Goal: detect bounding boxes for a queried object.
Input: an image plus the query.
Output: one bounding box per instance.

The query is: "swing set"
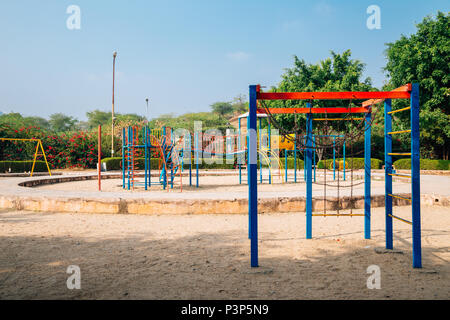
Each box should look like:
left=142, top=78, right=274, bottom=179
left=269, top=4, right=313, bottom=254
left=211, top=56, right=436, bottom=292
left=0, top=138, right=52, bottom=176
left=247, top=83, right=422, bottom=269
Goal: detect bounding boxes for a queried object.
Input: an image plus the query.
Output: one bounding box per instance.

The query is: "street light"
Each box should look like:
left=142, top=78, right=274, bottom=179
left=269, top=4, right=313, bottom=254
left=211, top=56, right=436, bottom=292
left=111, top=51, right=117, bottom=157
left=145, top=98, right=149, bottom=124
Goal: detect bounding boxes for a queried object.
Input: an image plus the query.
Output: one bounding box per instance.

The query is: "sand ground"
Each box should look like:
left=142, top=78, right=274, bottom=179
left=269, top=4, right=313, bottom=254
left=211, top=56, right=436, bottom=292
left=35, top=172, right=405, bottom=199
left=0, top=205, right=448, bottom=299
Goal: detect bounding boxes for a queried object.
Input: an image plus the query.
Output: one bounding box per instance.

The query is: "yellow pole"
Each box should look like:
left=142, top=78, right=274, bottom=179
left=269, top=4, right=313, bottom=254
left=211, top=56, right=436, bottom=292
left=39, top=140, right=52, bottom=176
left=30, top=141, right=39, bottom=177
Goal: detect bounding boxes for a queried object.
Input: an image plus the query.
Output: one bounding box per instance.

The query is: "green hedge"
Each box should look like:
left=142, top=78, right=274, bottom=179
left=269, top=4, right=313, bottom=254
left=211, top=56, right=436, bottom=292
left=102, top=157, right=161, bottom=170
left=0, top=161, right=48, bottom=173
left=278, top=158, right=304, bottom=169
left=102, top=157, right=306, bottom=170
left=317, top=158, right=383, bottom=170
left=394, top=159, right=450, bottom=170
left=101, top=157, right=236, bottom=170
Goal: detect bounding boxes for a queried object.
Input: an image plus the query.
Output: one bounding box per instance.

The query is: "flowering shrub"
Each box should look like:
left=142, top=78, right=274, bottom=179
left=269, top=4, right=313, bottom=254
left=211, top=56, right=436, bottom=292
left=0, top=124, right=106, bottom=169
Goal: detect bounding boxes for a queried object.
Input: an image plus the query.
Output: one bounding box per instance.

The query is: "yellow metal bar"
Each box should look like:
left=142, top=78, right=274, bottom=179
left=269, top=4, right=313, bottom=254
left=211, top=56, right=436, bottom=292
left=30, top=141, right=39, bottom=177
left=388, top=153, right=411, bottom=156
left=313, top=118, right=364, bottom=121
left=388, top=194, right=412, bottom=201
left=388, top=173, right=411, bottom=179
left=0, top=138, right=39, bottom=142
left=311, top=213, right=366, bottom=217
left=388, top=106, right=411, bottom=115
left=38, top=140, right=52, bottom=176
left=388, top=130, right=411, bottom=135
left=388, top=214, right=412, bottom=225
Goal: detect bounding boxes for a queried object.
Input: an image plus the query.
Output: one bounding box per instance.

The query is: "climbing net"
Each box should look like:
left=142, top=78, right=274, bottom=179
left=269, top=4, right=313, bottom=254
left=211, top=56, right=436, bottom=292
left=259, top=98, right=383, bottom=217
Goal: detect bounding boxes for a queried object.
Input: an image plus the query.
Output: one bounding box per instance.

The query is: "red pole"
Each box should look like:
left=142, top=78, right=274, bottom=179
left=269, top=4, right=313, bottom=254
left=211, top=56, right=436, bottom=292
left=98, top=125, right=102, bottom=191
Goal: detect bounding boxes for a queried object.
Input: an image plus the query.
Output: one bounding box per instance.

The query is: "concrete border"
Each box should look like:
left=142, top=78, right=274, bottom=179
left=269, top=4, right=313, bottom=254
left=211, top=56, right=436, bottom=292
left=0, top=173, right=448, bottom=215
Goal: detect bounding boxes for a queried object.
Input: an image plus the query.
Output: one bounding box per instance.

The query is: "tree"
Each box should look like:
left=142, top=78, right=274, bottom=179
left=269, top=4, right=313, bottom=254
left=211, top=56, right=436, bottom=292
left=384, top=11, right=450, bottom=159
left=231, top=94, right=248, bottom=115
left=86, top=110, right=147, bottom=131
left=27, top=116, right=51, bottom=130
left=49, top=113, right=78, bottom=132
left=210, top=102, right=234, bottom=117
left=268, top=50, right=375, bottom=157
left=115, top=113, right=146, bottom=123
left=86, top=110, right=111, bottom=129
left=0, top=113, right=50, bottom=130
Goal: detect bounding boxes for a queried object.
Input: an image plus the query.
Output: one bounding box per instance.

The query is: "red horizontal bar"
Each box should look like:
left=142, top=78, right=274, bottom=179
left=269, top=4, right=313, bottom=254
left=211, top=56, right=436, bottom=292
left=362, top=83, right=412, bottom=107
left=257, top=107, right=370, bottom=114
left=257, top=91, right=410, bottom=101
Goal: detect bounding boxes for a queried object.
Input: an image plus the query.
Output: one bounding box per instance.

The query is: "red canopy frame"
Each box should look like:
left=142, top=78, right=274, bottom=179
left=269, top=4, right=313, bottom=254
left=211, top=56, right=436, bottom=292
left=255, top=83, right=412, bottom=114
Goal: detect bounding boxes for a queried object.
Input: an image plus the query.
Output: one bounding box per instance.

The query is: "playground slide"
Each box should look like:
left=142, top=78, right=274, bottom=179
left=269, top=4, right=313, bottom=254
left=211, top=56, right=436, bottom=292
left=258, top=148, right=285, bottom=182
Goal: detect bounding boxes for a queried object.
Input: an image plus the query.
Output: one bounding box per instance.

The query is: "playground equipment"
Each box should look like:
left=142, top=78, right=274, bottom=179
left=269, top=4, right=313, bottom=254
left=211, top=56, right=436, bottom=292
left=0, top=138, right=52, bottom=176
left=247, top=83, right=421, bottom=269
left=121, top=126, right=186, bottom=191
left=237, top=114, right=347, bottom=185
left=236, top=113, right=284, bottom=184
left=282, top=133, right=347, bottom=183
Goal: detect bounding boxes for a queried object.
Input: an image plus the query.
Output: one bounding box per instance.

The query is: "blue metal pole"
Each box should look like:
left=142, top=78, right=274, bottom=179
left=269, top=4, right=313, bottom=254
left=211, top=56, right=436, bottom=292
left=148, top=128, right=152, bottom=187
left=285, top=149, right=288, bottom=183
left=259, top=117, right=262, bottom=183
left=333, top=137, right=336, bottom=181
left=268, top=121, right=272, bottom=184
left=411, top=83, right=422, bottom=268
left=364, top=113, right=371, bottom=239
left=238, top=118, right=242, bottom=185
left=144, top=127, right=148, bottom=190
left=127, top=126, right=131, bottom=190
left=303, top=136, right=306, bottom=182
left=122, top=127, right=125, bottom=189
left=247, top=115, right=251, bottom=237
left=170, top=164, right=174, bottom=189
left=189, top=151, right=192, bottom=186
left=162, top=126, right=167, bottom=190
left=249, top=85, right=258, bottom=267
left=189, top=134, right=192, bottom=187
left=313, top=135, right=316, bottom=182
left=196, top=132, right=199, bottom=188
left=384, top=99, right=393, bottom=250
left=343, top=139, right=346, bottom=181
left=306, top=108, right=313, bottom=239
left=246, top=114, right=250, bottom=186
left=294, top=135, right=297, bottom=183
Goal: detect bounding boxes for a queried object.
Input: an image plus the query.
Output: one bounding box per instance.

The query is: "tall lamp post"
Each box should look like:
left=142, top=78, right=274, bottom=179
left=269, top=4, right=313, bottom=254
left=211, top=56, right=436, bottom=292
left=145, top=98, right=149, bottom=124
left=111, top=51, right=117, bottom=157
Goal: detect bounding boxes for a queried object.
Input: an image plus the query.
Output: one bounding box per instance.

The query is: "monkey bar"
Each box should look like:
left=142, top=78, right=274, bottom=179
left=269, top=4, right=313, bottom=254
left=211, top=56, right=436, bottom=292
left=248, top=83, right=421, bottom=269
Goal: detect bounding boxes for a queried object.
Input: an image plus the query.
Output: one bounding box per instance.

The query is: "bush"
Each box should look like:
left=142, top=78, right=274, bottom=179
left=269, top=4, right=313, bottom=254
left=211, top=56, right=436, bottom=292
left=0, top=125, right=100, bottom=169
left=102, top=157, right=162, bottom=170
left=102, top=157, right=236, bottom=171
left=394, top=159, right=450, bottom=170
left=317, top=158, right=382, bottom=170
left=0, top=160, right=48, bottom=173
left=317, top=159, right=333, bottom=169
left=278, top=157, right=304, bottom=169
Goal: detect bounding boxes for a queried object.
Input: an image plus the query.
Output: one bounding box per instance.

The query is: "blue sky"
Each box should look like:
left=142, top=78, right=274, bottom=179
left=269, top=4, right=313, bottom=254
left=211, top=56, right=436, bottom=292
left=0, top=0, right=448, bottom=120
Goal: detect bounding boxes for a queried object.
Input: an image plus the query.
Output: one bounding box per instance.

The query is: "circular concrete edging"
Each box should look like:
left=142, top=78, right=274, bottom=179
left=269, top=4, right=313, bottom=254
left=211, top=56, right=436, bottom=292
left=1, top=172, right=448, bottom=215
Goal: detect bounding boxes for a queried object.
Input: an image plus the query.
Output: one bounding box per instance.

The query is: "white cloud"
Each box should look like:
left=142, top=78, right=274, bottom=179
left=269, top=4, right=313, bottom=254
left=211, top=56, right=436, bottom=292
left=226, top=51, right=251, bottom=62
